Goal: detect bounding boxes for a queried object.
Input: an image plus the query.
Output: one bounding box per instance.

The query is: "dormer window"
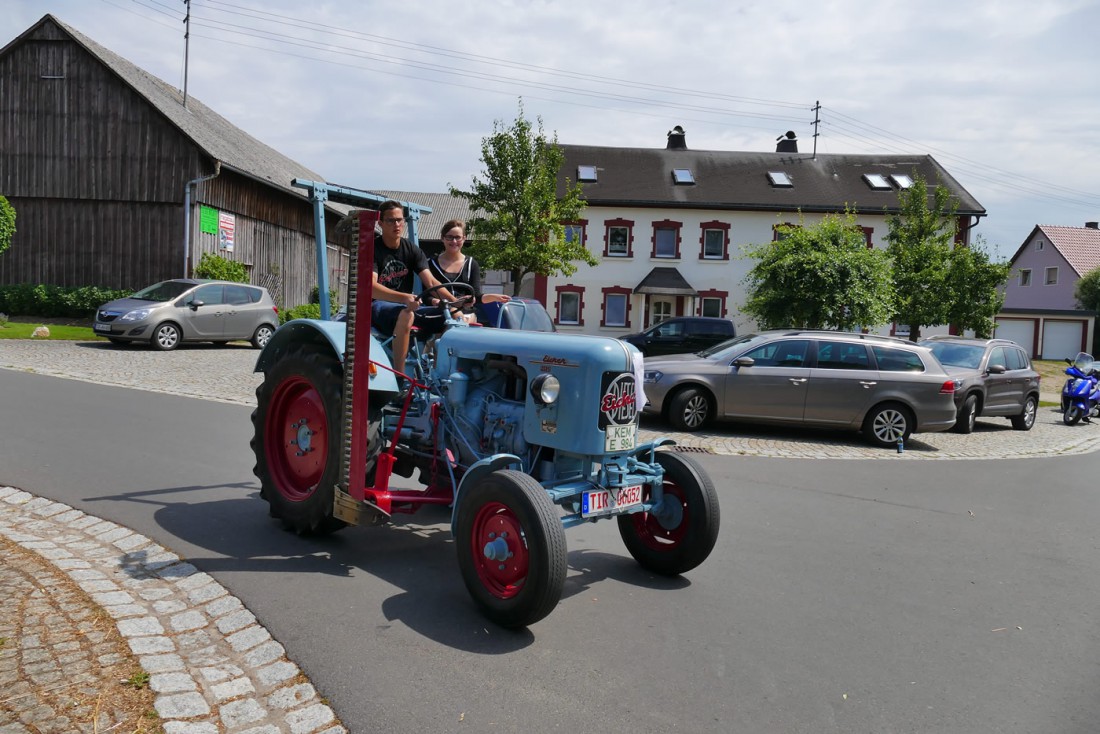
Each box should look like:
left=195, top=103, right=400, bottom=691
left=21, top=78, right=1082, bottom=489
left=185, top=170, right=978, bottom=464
left=863, top=173, right=891, bottom=190
left=767, top=171, right=792, bottom=188
left=890, top=174, right=913, bottom=189
left=577, top=165, right=597, bottom=182
left=672, top=168, right=695, bottom=184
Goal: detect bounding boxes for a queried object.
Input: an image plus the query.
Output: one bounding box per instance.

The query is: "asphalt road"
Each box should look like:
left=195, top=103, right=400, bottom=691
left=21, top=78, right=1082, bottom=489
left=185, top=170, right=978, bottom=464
left=1, top=367, right=1098, bottom=734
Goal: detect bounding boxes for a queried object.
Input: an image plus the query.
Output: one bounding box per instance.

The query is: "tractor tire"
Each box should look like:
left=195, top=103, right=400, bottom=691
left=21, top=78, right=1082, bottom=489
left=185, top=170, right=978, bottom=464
left=251, top=344, right=374, bottom=535
left=617, top=451, right=720, bottom=576
left=455, top=470, right=567, bottom=628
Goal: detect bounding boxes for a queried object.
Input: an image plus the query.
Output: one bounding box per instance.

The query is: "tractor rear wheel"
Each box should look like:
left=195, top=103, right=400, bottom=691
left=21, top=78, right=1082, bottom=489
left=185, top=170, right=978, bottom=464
left=618, top=451, right=720, bottom=576
left=455, top=470, right=567, bottom=628
left=251, top=344, right=350, bottom=535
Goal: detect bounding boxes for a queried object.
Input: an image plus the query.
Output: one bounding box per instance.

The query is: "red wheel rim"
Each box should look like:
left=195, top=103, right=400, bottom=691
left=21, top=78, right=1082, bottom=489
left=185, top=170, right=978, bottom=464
left=629, top=482, right=689, bottom=551
left=470, top=502, right=530, bottom=599
left=265, top=375, right=328, bottom=502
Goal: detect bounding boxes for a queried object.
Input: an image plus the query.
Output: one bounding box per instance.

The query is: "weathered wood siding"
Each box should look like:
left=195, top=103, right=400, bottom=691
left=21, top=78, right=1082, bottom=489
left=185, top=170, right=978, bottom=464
left=0, top=19, right=343, bottom=306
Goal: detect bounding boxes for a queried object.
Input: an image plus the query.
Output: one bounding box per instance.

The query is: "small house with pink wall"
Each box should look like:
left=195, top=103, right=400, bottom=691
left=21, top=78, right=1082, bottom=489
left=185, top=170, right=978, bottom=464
left=996, top=223, right=1100, bottom=359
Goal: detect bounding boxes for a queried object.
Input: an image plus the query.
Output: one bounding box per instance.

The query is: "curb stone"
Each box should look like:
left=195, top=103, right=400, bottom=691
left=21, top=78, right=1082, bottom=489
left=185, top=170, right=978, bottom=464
left=0, top=485, right=346, bottom=734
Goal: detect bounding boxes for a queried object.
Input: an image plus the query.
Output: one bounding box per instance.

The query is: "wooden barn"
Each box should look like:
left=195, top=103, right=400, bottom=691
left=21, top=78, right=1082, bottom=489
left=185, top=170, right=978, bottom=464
left=0, top=14, right=353, bottom=308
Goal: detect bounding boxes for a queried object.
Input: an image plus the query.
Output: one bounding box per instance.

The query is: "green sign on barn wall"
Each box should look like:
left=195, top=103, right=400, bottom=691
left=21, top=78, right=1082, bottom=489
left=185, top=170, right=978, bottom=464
left=200, top=205, right=219, bottom=235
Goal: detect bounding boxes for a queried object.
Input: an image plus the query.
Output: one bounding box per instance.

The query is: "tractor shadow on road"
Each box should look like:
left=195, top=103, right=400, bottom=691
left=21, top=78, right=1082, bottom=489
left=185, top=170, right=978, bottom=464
left=86, top=482, right=683, bottom=650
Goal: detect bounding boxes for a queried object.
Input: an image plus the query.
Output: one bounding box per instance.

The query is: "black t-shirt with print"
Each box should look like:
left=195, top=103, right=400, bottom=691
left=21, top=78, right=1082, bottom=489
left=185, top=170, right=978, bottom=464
left=373, top=235, right=429, bottom=295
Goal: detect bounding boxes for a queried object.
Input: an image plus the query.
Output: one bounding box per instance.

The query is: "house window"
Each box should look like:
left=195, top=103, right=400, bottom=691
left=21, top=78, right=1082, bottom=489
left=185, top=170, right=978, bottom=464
left=672, top=168, right=695, bottom=184
left=860, top=226, right=874, bottom=248
left=601, top=287, right=632, bottom=328
left=577, top=165, right=597, bottom=182
left=1019, top=269, right=1032, bottom=287
left=767, top=171, right=792, bottom=187
left=890, top=174, right=913, bottom=189
left=651, top=219, right=682, bottom=258
left=697, top=288, right=728, bottom=318
left=773, top=223, right=800, bottom=241
left=863, top=173, right=891, bottom=190
left=555, top=285, right=585, bottom=326
left=604, top=219, right=633, bottom=257
left=1045, top=267, right=1058, bottom=285
left=651, top=300, right=673, bottom=323
left=699, top=220, right=730, bottom=260
left=562, top=220, right=587, bottom=246
left=1035, top=240, right=1045, bottom=251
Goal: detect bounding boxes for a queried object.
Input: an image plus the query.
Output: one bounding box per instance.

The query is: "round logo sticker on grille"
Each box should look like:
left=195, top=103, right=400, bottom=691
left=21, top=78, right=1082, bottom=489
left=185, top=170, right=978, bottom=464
left=599, top=373, right=638, bottom=427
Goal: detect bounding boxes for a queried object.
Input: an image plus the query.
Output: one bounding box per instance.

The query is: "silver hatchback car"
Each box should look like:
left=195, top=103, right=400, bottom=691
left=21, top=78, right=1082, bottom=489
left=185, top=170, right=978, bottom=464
left=94, top=279, right=278, bottom=351
left=642, top=330, right=958, bottom=447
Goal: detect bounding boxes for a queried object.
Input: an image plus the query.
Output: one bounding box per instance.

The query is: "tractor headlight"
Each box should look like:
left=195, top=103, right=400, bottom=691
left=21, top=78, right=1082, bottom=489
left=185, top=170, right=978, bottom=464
left=643, top=370, right=663, bottom=383
left=531, top=374, right=560, bottom=405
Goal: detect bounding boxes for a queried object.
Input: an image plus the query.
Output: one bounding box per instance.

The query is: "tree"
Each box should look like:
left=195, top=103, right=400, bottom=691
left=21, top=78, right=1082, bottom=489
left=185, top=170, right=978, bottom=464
left=0, top=195, right=15, bottom=257
left=742, top=212, right=894, bottom=330
left=1074, top=265, right=1100, bottom=314
left=884, top=176, right=957, bottom=341
left=450, top=100, right=595, bottom=293
left=943, top=237, right=1010, bottom=338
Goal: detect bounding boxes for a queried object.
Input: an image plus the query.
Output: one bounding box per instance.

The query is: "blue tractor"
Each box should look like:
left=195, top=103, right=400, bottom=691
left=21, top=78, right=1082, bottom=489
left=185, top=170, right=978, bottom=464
left=250, top=181, right=720, bottom=627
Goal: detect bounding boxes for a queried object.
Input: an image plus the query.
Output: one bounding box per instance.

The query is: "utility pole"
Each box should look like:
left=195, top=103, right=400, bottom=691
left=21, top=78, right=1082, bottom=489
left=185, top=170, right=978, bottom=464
left=811, top=100, right=821, bottom=159
left=182, top=0, right=191, bottom=108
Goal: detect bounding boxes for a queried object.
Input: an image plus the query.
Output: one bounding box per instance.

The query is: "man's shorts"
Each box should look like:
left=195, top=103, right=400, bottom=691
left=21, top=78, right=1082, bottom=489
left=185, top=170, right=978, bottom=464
left=371, top=300, right=445, bottom=337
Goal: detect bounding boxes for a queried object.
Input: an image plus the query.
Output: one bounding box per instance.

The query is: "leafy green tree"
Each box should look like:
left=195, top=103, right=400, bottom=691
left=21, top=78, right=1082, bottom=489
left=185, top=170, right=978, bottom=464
left=450, top=100, right=594, bottom=293
left=1074, top=265, right=1100, bottom=314
left=742, top=212, right=894, bottom=330
left=944, top=237, right=1010, bottom=338
left=0, top=195, right=16, bottom=257
left=884, top=176, right=957, bottom=341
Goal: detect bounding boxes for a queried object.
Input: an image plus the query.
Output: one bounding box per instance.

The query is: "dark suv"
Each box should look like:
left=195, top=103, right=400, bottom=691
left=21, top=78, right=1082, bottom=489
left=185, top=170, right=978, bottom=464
left=622, top=316, right=736, bottom=357
left=918, top=336, right=1040, bottom=433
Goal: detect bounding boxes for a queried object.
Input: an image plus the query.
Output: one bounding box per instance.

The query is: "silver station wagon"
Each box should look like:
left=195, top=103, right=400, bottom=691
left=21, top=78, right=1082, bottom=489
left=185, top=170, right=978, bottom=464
left=642, top=330, right=958, bottom=447
left=94, top=279, right=278, bottom=351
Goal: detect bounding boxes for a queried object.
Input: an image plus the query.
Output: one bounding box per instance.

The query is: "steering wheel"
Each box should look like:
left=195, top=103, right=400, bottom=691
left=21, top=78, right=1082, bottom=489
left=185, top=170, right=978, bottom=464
left=418, top=282, right=476, bottom=310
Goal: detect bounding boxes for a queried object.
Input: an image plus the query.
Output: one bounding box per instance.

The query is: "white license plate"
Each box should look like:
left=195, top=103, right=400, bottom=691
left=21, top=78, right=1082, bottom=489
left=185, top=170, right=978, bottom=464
left=582, top=484, right=643, bottom=518
left=93, top=323, right=112, bottom=332
left=604, top=423, right=636, bottom=452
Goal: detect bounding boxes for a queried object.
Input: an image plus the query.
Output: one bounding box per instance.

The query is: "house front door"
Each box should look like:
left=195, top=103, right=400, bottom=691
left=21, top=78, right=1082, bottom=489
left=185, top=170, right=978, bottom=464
left=650, top=298, right=673, bottom=327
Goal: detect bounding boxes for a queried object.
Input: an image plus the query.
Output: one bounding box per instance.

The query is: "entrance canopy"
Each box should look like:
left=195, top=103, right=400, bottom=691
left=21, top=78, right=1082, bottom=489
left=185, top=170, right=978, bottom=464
left=633, top=267, right=697, bottom=296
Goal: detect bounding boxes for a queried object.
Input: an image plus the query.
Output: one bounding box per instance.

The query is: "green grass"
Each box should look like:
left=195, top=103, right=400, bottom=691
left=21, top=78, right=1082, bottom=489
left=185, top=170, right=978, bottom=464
left=0, top=321, right=102, bottom=340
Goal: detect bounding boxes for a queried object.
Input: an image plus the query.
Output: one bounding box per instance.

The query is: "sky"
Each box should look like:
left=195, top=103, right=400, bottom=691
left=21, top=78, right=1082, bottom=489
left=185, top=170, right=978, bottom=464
left=6, top=0, right=1100, bottom=262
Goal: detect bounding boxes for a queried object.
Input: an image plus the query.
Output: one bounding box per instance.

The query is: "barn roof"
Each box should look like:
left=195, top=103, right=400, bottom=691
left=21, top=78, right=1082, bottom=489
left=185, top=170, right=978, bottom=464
left=2, top=14, right=330, bottom=203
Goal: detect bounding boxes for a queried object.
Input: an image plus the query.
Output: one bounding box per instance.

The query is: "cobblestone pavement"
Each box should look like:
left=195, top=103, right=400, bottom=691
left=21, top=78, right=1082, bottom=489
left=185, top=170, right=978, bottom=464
left=1, top=338, right=1098, bottom=733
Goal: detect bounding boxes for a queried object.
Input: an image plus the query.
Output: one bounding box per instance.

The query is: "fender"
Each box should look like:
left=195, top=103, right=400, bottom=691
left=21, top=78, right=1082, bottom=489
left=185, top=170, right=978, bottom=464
left=255, top=318, right=400, bottom=394
left=450, top=454, right=524, bottom=535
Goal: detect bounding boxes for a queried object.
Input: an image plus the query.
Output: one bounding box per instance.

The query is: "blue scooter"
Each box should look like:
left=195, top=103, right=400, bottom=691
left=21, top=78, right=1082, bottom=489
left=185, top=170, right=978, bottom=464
left=1061, top=352, right=1100, bottom=425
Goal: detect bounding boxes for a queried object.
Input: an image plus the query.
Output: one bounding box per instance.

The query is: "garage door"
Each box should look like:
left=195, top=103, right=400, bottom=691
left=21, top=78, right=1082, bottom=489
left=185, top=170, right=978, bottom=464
left=994, top=319, right=1035, bottom=354
left=1042, top=321, right=1085, bottom=360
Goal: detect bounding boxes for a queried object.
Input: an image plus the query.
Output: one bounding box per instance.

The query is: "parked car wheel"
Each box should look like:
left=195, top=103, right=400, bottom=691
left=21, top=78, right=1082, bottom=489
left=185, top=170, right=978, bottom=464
left=252, top=324, right=275, bottom=349
left=1011, top=395, right=1037, bottom=431
left=668, top=387, right=712, bottom=432
left=617, top=452, right=720, bottom=576
left=151, top=322, right=181, bottom=351
left=863, top=402, right=913, bottom=448
left=954, top=394, right=978, bottom=434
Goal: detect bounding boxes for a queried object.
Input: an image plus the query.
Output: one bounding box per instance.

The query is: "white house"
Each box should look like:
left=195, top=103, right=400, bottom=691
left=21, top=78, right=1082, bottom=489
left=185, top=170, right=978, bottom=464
left=535, top=127, right=985, bottom=339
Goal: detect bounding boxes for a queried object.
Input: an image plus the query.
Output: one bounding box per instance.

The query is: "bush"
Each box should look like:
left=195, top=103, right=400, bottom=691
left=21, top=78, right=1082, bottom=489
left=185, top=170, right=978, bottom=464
left=279, top=303, right=322, bottom=324
left=195, top=252, right=248, bottom=283
left=0, top=312, right=8, bottom=327
left=309, top=285, right=339, bottom=309
left=0, top=283, right=131, bottom=318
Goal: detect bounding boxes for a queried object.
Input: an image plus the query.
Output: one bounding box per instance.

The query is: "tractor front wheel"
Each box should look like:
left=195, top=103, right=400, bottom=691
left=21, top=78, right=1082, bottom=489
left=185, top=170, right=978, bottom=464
left=251, top=344, right=347, bottom=535
left=618, top=451, right=720, bottom=576
left=455, top=470, right=567, bottom=628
